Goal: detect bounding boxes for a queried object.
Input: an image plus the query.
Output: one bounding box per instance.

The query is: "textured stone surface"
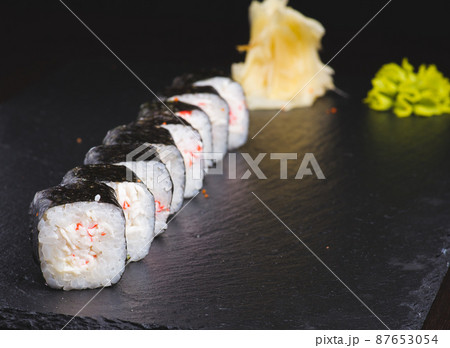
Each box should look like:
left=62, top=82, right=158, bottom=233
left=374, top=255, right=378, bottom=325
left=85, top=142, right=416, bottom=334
left=0, top=308, right=169, bottom=329
left=0, top=61, right=449, bottom=329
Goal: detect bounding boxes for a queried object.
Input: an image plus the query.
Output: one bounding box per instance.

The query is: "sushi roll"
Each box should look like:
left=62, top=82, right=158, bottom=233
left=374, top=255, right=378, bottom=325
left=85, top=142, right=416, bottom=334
left=139, top=100, right=214, bottom=169
left=134, top=112, right=204, bottom=198
left=173, top=73, right=249, bottom=150
left=29, top=181, right=127, bottom=290
left=103, top=124, right=186, bottom=211
left=84, top=144, right=173, bottom=235
left=61, top=164, right=155, bottom=262
left=165, top=85, right=229, bottom=160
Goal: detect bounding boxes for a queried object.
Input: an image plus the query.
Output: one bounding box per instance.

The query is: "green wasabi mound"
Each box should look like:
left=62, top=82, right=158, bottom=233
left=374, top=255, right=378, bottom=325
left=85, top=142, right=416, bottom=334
left=364, top=59, right=450, bottom=117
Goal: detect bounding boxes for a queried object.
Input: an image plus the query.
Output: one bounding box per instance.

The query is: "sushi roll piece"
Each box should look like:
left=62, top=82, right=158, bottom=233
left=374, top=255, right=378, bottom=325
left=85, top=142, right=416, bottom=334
left=29, top=181, right=127, bottom=290
left=84, top=144, right=173, bottom=236
left=136, top=118, right=204, bottom=198
left=103, top=125, right=185, bottom=212
left=134, top=112, right=204, bottom=198
left=165, top=85, right=229, bottom=160
left=139, top=100, right=214, bottom=169
left=61, top=164, right=155, bottom=262
left=173, top=73, right=249, bottom=150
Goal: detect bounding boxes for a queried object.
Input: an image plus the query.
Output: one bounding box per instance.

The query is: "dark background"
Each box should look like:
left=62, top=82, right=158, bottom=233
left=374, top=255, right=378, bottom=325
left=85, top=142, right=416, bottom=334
left=0, top=0, right=448, bottom=102
left=0, top=0, right=449, bottom=330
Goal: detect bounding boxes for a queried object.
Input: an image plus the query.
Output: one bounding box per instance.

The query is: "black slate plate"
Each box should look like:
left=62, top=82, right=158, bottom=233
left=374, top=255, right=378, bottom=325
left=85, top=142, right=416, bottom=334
left=0, top=60, right=449, bottom=329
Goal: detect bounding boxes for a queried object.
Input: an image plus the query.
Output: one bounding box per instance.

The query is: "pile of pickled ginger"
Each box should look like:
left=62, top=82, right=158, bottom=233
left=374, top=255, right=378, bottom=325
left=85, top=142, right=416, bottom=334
left=232, top=0, right=334, bottom=111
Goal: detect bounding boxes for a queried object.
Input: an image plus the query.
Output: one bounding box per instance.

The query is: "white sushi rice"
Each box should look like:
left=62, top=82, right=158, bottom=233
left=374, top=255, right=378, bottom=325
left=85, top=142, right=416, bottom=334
left=38, top=202, right=126, bottom=290
left=107, top=182, right=155, bottom=261
left=175, top=108, right=214, bottom=170
left=118, top=161, right=172, bottom=235
left=161, top=124, right=204, bottom=198
left=194, top=77, right=249, bottom=150
left=150, top=144, right=185, bottom=213
left=168, top=94, right=229, bottom=160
